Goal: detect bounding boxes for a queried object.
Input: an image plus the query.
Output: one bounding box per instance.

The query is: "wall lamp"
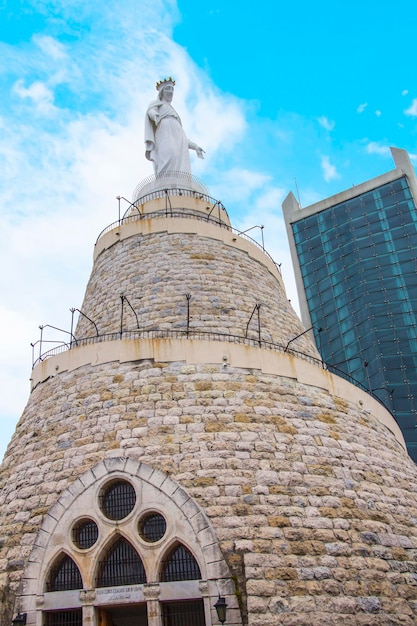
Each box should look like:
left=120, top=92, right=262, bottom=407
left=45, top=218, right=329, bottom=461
left=214, top=596, right=227, bottom=624
left=12, top=614, right=27, bottom=626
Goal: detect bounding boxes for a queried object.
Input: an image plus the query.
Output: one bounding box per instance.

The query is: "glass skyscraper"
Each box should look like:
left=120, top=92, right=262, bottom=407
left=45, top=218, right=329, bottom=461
left=283, top=148, right=417, bottom=462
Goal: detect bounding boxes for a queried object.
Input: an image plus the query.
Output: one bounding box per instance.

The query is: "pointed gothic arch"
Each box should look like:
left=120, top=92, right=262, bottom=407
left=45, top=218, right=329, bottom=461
left=19, top=458, right=242, bottom=626
left=46, top=553, right=83, bottom=592
left=160, top=542, right=201, bottom=582
left=96, top=535, right=147, bottom=587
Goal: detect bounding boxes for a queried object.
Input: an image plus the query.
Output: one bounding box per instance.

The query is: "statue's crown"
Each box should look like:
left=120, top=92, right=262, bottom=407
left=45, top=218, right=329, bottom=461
left=156, top=77, right=176, bottom=90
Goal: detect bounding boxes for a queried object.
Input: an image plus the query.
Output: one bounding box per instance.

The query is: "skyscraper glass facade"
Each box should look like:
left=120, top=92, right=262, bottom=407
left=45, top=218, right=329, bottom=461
left=291, top=175, right=417, bottom=461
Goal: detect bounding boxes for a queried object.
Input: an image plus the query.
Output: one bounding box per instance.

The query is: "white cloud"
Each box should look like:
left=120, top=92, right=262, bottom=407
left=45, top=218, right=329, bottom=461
left=357, top=102, right=368, bottom=113
left=0, top=304, right=38, bottom=410
left=254, top=187, right=286, bottom=211
left=183, top=98, right=246, bottom=183
left=365, top=142, right=390, bottom=156
left=211, top=168, right=271, bottom=203
left=34, top=35, right=68, bottom=60
left=405, top=99, right=417, bottom=117
left=13, top=79, right=56, bottom=113
left=402, top=89, right=409, bottom=96
left=320, top=155, right=340, bottom=182
left=317, top=116, right=335, bottom=131
left=375, top=110, right=381, bottom=117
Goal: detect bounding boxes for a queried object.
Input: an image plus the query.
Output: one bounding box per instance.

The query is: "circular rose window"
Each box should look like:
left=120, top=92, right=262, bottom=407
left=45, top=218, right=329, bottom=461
left=99, top=479, right=136, bottom=521
left=72, top=518, right=99, bottom=549
left=138, top=512, right=167, bottom=542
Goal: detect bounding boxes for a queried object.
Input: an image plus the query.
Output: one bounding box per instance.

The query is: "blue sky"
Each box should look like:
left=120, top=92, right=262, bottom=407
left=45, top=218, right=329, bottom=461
left=1, top=0, right=417, bottom=461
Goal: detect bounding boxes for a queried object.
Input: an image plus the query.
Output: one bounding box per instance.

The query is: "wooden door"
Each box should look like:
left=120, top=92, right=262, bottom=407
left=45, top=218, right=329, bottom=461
left=97, top=609, right=114, bottom=626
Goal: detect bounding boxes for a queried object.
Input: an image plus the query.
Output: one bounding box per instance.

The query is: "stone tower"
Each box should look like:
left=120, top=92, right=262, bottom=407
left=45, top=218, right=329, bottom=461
left=1, top=175, right=417, bottom=626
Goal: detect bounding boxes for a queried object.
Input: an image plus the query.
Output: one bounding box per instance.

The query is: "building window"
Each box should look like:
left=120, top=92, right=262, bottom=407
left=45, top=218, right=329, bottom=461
left=97, top=537, right=146, bottom=587
left=99, top=479, right=136, bottom=520
left=72, top=518, right=99, bottom=549
left=139, top=512, right=167, bottom=543
left=161, top=599, right=206, bottom=626
left=46, top=554, right=82, bottom=592
left=44, top=610, right=82, bottom=626
left=161, top=544, right=201, bottom=582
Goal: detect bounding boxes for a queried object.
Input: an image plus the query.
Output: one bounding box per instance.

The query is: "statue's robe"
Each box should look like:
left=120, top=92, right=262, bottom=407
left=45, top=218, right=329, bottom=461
left=145, top=100, right=191, bottom=176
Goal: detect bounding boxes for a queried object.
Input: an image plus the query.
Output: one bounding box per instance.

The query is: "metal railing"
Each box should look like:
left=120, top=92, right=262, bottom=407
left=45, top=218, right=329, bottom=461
left=129, top=186, right=222, bottom=214
left=132, top=172, right=209, bottom=200
left=95, top=207, right=230, bottom=242
left=32, top=328, right=312, bottom=364
left=95, top=209, right=282, bottom=276
left=31, top=327, right=394, bottom=417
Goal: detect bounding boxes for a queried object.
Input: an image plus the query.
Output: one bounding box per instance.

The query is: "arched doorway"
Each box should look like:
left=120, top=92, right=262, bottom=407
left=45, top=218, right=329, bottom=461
left=19, top=459, right=242, bottom=626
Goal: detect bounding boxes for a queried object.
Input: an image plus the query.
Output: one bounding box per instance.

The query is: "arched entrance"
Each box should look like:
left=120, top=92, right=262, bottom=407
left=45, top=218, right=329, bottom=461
left=19, top=458, right=242, bottom=626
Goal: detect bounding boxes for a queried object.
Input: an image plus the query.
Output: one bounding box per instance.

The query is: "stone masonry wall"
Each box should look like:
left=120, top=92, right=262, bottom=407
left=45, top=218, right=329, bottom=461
left=75, top=228, right=319, bottom=360
left=1, top=358, right=417, bottom=625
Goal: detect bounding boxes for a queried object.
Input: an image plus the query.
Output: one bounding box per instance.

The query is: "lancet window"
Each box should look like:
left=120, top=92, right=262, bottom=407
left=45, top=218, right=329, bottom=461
left=161, top=544, right=201, bottom=582
left=46, top=554, right=83, bottom=592
left=96, top=537, right=147, bottom=587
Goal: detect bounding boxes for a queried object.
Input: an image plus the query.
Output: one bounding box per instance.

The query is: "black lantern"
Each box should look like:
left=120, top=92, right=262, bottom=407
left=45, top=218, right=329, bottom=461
left=214, top=595, right=227, bottom=624
left=12, top=614, right=27, bottom=626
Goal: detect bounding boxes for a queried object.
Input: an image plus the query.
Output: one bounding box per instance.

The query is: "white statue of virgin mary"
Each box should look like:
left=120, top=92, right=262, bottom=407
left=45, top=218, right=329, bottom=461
left=144, top=77, right=204, bottom=178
